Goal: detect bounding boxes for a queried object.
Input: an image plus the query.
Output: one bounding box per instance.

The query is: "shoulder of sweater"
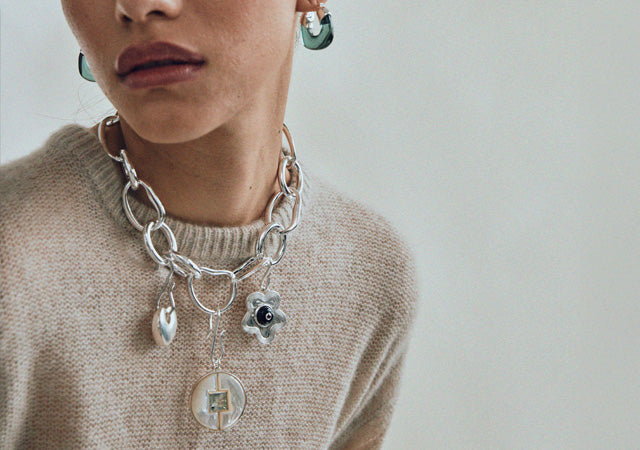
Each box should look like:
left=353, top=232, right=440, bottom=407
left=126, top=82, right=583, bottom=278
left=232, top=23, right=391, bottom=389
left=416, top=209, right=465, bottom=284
left=0, top=125, right=93, bottom=240
left=303, top=169, right=416, bottom=264
left=301, top=169, right=419, bottom=324
left=0, top=125, right=91, bottom=201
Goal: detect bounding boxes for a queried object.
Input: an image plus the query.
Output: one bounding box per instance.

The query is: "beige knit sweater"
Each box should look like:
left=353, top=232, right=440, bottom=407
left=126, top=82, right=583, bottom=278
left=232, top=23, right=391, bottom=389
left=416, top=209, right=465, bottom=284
left=0, top=126, right=418, bottom=449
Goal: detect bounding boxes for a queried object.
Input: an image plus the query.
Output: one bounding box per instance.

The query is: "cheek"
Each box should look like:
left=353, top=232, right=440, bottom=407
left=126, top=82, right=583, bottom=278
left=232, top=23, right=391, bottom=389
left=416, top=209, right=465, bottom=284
left=61, top=1, right=100, bottom=47
left=225, top=12, right=296, bottom=93
left=61, top=0, right=116, bottom=79
left=197, top=1, right=296, bottom=61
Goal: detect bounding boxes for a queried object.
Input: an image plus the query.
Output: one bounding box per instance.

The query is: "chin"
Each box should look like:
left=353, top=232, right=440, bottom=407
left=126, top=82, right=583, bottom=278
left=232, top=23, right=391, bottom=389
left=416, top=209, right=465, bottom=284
left=137, top=124, right=210, bottom=144
left=123, top=108, right=225, bottom=144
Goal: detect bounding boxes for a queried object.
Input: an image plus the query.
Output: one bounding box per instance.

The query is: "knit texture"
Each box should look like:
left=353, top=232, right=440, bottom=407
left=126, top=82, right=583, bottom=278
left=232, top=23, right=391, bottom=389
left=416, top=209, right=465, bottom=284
left=0, top=126, right=418, bottom=449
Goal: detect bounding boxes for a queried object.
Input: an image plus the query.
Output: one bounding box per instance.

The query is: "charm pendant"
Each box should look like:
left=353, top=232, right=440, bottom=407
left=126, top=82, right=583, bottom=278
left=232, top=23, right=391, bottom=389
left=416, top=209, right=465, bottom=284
left=152, top=307, right=177, bottom=347
left=190, top=371, right=246, bottom=430
left=190, top=311, right=245, bottom=430
left=152, top=270, right=178, bottom=347
left=242, top=289, right=286, bottom=344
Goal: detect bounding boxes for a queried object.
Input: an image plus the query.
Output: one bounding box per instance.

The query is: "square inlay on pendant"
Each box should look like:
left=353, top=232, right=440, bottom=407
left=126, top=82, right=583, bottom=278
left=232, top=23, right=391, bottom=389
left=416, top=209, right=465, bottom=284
left=207, top=390, right=230, bottom=413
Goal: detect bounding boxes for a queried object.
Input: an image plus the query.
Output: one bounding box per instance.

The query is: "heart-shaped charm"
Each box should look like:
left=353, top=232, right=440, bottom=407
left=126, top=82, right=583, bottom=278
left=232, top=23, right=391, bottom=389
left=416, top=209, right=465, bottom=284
left=152, top=307, right=177, bottom=347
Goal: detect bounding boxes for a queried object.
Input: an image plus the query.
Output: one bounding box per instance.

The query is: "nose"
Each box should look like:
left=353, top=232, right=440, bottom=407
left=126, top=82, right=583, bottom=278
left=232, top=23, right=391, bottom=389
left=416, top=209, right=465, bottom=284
left=115, top=0, right=183, bottom=24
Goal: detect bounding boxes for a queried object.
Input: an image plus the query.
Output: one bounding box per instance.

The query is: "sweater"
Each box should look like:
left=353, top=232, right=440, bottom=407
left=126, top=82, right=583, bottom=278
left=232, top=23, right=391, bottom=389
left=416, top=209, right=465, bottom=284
left=0, top=125, right=418, bottom=449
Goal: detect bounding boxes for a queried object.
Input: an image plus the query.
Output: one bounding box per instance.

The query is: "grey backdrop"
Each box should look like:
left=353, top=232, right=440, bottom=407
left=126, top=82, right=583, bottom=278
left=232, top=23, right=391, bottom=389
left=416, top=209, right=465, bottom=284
left=2, top=1, right=639, bottom=448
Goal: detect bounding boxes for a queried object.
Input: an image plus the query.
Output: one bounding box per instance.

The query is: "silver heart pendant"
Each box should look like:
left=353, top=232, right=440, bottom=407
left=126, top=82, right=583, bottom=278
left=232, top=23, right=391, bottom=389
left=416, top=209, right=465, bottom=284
left=152, top=307, right=177, bottom=347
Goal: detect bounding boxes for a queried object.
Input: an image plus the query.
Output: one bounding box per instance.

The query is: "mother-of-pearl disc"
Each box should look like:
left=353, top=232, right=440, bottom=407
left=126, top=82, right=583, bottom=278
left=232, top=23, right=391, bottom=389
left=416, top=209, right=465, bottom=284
left=190, top=371, right=246, bottom=430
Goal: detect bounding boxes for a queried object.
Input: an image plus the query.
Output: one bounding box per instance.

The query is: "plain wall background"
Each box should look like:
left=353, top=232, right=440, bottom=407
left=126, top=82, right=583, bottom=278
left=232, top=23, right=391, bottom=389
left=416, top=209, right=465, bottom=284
left=2, top=1, right=639, bottom=447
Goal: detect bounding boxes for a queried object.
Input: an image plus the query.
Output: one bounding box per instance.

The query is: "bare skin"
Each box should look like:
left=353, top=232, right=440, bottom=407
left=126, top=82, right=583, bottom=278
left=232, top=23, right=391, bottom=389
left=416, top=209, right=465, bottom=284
left=62, top=0, right=322, bottom=226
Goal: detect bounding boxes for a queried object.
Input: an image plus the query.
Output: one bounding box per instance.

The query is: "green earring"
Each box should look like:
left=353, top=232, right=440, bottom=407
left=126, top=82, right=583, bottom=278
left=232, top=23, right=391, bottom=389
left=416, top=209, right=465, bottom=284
left=300, top=5, right=334, bottom=50
left=78, top=51, right=96, bottom=82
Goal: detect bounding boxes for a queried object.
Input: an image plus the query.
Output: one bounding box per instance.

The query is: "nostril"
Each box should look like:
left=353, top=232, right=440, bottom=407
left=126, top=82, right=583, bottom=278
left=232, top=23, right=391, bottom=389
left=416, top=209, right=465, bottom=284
left=115, top=0, right=183, bottom=24
left=116, top=6, right=170, bottom=24
left=117, top=11, right=169, bottom=24
left=115, top=5, right=133, bottom=24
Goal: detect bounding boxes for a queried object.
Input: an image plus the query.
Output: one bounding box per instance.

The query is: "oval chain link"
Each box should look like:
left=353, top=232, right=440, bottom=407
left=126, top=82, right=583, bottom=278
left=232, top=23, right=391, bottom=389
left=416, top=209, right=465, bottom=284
left=279, top=156, right=304, bottom=197
left=143, top=221, right=177, bottom=266
left=265, top=188, right=302, bottom=235
left=122, top=180, right=166, bottom=232
left=256, top=223, right=288, bottom=265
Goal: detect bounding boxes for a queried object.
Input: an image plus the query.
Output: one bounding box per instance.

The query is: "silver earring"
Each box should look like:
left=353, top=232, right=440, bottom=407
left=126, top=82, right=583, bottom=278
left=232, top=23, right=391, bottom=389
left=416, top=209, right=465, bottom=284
left=300, top=5, right=334, bottom=50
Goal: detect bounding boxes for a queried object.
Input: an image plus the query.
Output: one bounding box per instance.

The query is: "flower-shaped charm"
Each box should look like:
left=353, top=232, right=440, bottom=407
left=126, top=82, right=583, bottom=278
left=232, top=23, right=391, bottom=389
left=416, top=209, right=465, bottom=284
left=241, top=289, right=286, bottom=344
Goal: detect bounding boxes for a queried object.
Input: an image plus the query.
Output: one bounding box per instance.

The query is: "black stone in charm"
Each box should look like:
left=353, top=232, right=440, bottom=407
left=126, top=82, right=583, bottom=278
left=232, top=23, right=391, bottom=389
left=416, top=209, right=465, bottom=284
left=255, top=305, right=274, bottom=327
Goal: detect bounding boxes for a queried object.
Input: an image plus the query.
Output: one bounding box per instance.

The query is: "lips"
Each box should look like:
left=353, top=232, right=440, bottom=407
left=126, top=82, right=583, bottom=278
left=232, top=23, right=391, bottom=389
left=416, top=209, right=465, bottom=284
left=116, top=41, right=205, bottom=88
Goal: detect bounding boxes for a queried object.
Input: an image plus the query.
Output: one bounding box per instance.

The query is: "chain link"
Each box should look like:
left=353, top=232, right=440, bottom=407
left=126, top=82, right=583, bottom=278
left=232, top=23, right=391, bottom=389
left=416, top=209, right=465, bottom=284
left=122, top=180, right=166, bottom=231
left=168, top=252, right=203, bottom=279
left=265, top=188, right=302, bottom=235
left=256, top=222, right=288, bottom=265
left=233, top=255, right=270, bottom=282
left=120, top=150, right=140, bottom=190
left=282, top=123, right=297, bottom=162
left=143, top=221, right=177, bottom=265
left=279, top=155, right=304, bottom=197
left=209, top=312, right=225, bottom=369
left=188, top=268, right=238, bottom=315
left=98, top=113, right=123, bottom=162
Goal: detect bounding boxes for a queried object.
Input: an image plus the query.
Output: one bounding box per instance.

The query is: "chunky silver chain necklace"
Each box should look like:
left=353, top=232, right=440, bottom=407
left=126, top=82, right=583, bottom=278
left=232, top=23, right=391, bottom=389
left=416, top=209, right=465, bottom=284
left=98, top=113, right=304, bottom=431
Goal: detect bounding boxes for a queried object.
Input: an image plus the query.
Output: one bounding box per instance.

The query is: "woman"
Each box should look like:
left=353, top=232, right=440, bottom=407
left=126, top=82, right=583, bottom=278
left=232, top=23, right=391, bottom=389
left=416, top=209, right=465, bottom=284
left=0, top=1, right=418, bottom=448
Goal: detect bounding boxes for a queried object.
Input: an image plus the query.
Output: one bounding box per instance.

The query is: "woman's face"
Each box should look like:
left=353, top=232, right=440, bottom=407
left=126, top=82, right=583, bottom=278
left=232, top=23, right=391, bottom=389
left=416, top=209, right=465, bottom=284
left=61, top=0, right=300, bottom=143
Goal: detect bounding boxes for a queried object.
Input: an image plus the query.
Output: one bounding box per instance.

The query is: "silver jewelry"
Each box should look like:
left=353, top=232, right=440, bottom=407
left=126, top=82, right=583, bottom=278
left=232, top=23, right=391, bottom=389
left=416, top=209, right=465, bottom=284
left=97, top=113, right=304, bottom=430
left=151, top=268, right=177, bottom=347
left=190, top=312, right=246, bottom=430
left=242, top=289, right=286, bottom=344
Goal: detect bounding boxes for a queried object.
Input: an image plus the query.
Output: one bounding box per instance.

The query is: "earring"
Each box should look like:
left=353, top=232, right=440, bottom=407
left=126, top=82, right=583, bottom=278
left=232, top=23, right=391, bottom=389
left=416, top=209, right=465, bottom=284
left=78, top=51, right=96, bottom=82
left=300, top=4, right=334, bottom=50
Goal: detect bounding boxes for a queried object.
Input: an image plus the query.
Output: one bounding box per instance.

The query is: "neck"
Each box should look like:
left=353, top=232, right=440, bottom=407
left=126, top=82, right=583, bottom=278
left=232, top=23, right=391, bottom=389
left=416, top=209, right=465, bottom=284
left=120, top=115, right=285, bottom=227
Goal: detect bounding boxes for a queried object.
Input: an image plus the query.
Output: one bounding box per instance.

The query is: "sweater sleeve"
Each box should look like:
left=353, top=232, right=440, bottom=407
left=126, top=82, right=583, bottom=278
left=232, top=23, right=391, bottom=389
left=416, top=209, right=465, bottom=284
left=329, top=336, right=412, bottom=449
left=329, top=236, right=420, bottom=450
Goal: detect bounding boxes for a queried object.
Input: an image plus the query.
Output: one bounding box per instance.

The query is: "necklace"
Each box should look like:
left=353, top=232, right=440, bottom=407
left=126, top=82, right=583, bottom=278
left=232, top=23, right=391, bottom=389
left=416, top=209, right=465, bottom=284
left=97, top=113, right=304, bottom=430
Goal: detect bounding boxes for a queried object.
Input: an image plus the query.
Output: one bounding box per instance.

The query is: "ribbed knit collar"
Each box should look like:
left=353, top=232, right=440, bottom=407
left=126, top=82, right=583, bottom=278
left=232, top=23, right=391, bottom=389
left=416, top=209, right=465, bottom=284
left=52, top=124, right=311, bottom=268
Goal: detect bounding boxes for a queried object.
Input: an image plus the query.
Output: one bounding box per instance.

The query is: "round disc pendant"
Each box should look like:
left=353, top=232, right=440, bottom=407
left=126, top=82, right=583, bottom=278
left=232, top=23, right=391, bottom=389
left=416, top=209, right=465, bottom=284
left=190, top=371, right=246, bottom=431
